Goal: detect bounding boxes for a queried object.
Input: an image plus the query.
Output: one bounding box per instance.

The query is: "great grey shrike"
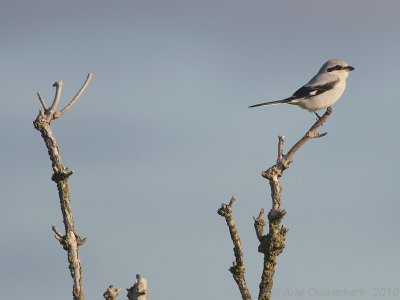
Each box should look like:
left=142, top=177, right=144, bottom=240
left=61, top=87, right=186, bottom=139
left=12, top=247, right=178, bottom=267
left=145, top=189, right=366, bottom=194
left=249, top=59, right=354, bottom=113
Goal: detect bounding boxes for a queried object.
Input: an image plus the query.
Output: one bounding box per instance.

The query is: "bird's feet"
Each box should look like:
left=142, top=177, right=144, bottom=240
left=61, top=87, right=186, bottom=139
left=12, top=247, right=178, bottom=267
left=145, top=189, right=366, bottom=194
left=314, top=107, right=332, bottom=120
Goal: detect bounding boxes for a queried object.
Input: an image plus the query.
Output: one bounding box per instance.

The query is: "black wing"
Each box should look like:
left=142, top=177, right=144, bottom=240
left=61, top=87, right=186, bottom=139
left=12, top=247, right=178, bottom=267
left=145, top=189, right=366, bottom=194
left=292, top=80, right=338, bottom=98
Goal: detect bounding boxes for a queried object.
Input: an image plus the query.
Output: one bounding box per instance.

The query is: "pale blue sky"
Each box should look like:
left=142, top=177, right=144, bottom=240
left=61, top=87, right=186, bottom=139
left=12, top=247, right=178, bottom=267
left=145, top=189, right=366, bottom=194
left=1, top=1, right=400, bottom=299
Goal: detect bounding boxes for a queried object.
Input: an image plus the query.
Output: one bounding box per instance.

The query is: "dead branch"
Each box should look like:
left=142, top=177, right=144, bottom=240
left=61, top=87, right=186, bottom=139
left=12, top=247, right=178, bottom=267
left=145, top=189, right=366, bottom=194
left=56, top=73, right=93, bottom=119
left=103, top=285, right=122, bottom=300
left=218, top=197, right=252, bottom=300
left=33, top=73, right=93, bottom=300
left=218, top=107, right=332, bottom=300
left=127, top=274, right=148, bottom=300
left=257, top=107, right=332, bottom=300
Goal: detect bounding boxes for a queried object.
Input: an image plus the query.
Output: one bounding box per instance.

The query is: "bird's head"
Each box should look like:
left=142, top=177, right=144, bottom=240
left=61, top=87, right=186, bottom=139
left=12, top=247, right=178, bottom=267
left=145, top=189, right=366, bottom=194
left=320, top=59, right=355, bottom=78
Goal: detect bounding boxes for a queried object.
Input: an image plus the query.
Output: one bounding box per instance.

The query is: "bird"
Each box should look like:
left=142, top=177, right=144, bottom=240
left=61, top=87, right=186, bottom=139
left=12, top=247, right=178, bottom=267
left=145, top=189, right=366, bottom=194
left=249, top=59, right=354, bottom=115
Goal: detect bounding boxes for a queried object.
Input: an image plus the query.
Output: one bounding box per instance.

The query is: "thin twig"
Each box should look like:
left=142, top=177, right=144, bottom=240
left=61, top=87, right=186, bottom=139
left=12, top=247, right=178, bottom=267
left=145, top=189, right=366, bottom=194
left=37, top=92, right=48, bottom=110
left=56, top=73, right=93, bottom=119
left=283, top=107, right=332, bottom=165
left=277, top=136, right=285, bottom=162
left=52, top=225, right=63, bottom=242
left=49, top=80, right=63, bottom=114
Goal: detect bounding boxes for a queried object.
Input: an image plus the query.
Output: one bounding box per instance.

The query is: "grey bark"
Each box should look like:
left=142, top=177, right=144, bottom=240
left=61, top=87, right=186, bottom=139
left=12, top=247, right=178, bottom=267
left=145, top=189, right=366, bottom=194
left=33, top=74, right=93, bottom=300
left=219, top=108, right=333, bottom=300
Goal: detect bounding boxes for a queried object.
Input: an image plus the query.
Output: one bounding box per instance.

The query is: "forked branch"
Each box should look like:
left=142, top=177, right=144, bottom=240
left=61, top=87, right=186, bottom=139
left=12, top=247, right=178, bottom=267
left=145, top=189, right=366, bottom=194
left=257, top=107, right=332, bottom=300
left=219, top=107, right=332, bottom=300
left=33, top=73, right=93, bottom=300
left=56, top=73, right=93, bottom=119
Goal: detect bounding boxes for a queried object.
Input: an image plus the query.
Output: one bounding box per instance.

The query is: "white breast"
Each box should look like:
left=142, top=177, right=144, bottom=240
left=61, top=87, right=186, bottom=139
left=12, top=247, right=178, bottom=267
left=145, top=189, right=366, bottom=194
left=296, top=79, right=346, bottom=112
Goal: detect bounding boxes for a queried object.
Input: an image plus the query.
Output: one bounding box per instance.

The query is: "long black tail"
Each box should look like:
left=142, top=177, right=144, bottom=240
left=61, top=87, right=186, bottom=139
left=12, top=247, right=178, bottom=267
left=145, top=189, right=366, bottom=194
left=249, top=97, right=295, bottom=108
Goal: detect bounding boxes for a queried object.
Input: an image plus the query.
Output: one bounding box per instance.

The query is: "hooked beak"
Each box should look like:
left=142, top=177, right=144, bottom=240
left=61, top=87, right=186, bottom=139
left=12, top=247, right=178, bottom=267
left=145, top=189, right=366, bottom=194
left=344, top=65, right=355, bottom=71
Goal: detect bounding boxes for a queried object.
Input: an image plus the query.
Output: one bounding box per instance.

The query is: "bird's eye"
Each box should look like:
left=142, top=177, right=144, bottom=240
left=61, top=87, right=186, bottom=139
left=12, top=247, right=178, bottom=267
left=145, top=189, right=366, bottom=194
left=335, top=65, right=342, bottom=70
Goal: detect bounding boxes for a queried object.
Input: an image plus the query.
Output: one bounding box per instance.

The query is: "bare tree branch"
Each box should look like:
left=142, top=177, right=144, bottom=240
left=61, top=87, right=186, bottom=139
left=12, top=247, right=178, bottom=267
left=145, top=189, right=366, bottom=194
left=37, top=92, right=48, bottom=110
left=219, top=107, right=333, bottom=300
left=103, top=285, right=122, bottom=300
left=33, top=74, right=92, bottom=300
left=55, top=73, right=93, bottom=119
left=257, top=107, right=332, bottom=300
left=127, top=275, right=148, bottom=300
left=281, top=107, right=332, bottom=168
left=49, top=80, right=63, bottom=115
left=218, top=197, right=252, bottom=300
left=277, top=136, right=285, bottom=162
left=52, top=225, right=63, bottom=242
